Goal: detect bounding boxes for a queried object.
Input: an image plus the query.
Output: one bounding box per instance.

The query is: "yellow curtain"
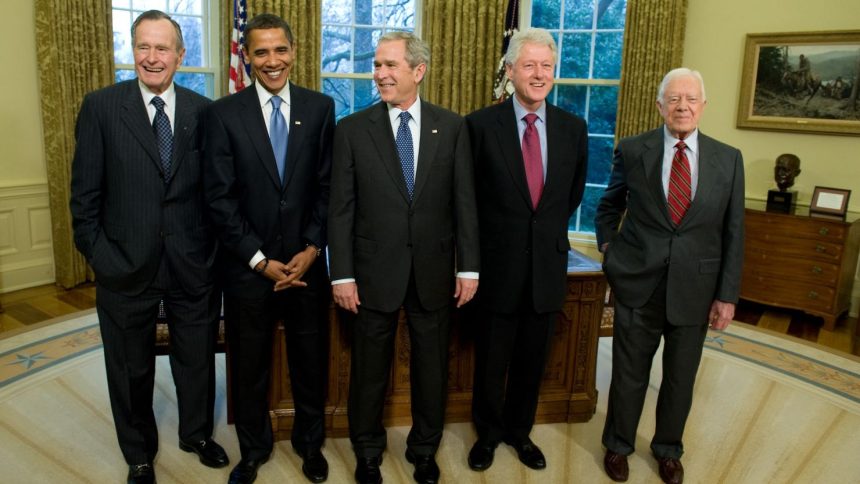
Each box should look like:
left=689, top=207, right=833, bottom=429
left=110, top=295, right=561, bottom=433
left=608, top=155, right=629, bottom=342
left=615, top=0, right=687, bottom=140
left=35, top=0, right=113, bottom=288
left=421, top=0, right=507, bottom=115
left=240, top=0, right=322, bottom=90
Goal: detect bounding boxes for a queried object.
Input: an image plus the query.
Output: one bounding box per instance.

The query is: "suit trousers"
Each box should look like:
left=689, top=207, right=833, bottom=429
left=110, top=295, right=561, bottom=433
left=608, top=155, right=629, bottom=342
left=471, top=297, right=555, bottom=444
left=96, top=257, right=220, bottom=465
left=601, top=276, right=709, bottom=459
left=348, top=271, right=450, bottom=458
left=224, top=279, right=329, bottom=461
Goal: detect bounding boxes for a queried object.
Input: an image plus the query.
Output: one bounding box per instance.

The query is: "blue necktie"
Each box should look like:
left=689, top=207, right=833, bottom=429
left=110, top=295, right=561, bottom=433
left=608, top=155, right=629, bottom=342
left=151, top=96, right=173, bottom=181
left=396, top=111, right=414, bottom=198
left=270, top=95, right=288, bottom=182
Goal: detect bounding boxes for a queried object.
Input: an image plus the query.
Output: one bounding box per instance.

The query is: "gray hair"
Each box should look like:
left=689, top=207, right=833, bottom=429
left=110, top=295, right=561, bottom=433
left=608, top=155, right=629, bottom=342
left=656, top=68, right=707, bottom=105
left=504, top=28, right=557, bottom=66
left=378, top=31, right=431, bottom=69
left=132, top=10, right=184, bottom=52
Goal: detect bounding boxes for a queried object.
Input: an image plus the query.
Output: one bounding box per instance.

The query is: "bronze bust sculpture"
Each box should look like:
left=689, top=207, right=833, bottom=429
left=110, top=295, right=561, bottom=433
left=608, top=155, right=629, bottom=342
left=774, top=153, right=801, bottom=192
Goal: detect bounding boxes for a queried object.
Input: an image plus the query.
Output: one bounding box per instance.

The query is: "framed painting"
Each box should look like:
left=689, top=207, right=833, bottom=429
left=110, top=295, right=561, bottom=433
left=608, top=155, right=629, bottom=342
left=736, top=30, right=860, bottom=136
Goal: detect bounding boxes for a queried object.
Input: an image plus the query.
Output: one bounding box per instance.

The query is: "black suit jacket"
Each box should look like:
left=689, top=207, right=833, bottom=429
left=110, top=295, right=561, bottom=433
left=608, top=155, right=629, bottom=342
left=203, top=83, right=335, bottom=297
left=328, top=100, right=480, bottom=312
left=595, top=127, right=745, bottom=326
left=465, top=99, right=588, bottom=314
left=70, top=80, right=214, bottom=296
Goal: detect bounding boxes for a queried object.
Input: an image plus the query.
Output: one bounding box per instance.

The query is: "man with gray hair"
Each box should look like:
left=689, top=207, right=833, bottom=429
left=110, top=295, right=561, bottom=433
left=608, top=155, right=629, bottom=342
left=595, top=68, right=745, bottom=484
left=464, top=27, right=588, bottom=473
left=328, top=31, right=479, bottom=484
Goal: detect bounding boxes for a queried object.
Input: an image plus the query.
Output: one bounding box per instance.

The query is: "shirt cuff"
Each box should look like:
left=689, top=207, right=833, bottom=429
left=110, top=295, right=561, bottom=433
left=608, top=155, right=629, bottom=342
left=249, top=250, right=266, bottom=270
left=456, top=272, right=479, bottom=279
left=331, top=278, right=356, bottom=285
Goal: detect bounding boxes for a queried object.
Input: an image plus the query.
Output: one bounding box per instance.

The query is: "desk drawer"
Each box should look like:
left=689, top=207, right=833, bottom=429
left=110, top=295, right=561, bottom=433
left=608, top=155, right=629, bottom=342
left=744, top=236, right=843, bottom=263
left=742, top=251, right=839, bottom=286
left=740, top=274, right=836, bottom=313
left=745, top=211, right=848, bottom=242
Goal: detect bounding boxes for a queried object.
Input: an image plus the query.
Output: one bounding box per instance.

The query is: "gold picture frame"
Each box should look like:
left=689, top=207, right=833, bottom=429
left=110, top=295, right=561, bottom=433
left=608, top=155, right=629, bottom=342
left=736, top=30, right=860, bottom=136
left=810, top=186, right=851, bottom=218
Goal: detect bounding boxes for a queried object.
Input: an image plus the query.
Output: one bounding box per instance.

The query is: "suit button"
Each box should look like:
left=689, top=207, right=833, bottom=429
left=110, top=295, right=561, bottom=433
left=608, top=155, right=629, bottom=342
left=280, top=200, right=286, bottom=206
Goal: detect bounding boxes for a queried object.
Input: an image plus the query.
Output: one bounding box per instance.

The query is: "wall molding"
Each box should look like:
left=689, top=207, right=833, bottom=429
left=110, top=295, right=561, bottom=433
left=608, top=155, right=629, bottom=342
left=0, top=183, right=54, bottom=294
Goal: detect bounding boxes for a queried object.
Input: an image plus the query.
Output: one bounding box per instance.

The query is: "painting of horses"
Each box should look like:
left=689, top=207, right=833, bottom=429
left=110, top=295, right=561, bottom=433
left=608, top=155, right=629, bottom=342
left=736, top=30, right=860, bottom=136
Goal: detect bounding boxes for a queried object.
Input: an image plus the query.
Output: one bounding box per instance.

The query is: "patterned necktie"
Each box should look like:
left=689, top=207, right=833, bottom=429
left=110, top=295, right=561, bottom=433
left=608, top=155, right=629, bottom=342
left=270, top=95, right=288, bottom=182
left=667, top=140, right=692, bottom=225
left=396, top=111, right=415, bottom=198
left=522, top=113, right=544, bottom=209
left=151, top=96, right=173, bottom=180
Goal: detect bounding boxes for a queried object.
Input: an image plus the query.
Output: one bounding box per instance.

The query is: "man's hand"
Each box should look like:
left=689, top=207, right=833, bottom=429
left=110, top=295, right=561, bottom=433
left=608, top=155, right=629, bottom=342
left=454, top=277, right=478, bottom=308
left=333, top=282, right=361, bottom=313
left=708, top=300, right=735, bottom=330
left=274, top=246, right=318, bottom=291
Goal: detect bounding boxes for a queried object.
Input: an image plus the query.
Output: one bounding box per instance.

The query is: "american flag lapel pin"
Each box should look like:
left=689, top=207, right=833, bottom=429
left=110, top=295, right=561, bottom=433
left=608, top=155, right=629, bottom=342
left=294, top=121, right=302, bottom=126
left=431, top=129, right=438, bottom=134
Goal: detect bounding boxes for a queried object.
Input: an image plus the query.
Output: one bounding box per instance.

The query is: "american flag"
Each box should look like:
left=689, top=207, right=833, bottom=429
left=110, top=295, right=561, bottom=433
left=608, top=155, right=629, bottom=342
left=493, top=0, right=520, bottom=102
left=228, top=0, right=250, bottom=94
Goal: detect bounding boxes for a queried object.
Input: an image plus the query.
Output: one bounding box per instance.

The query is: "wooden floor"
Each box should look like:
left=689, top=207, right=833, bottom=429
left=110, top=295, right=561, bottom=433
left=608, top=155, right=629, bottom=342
left=2, top=282, right=857, bottom=357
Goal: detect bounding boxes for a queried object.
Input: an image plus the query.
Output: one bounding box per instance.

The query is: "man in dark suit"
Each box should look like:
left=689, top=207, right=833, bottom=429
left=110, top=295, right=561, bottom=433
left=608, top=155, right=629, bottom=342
left=69, top=10, right=227, bottom=484
left=203, top=13, right=334, bottom=484
left=596, top=68, right=745, bottom=484
left=464, top=28, right=588, bottom=473
left=328, top=31, right=480, bottom=484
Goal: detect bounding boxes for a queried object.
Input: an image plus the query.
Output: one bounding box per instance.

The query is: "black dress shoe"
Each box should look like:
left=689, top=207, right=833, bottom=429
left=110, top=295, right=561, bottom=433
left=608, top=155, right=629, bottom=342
left=603, top=450, right=629, bottom=482
left=504, top=437, right=546, bottom=470
left=405, top=449, right=440, bottom=484
left=228, top=457, right=269, bottom=484
left=467, top=440, right=497, bottom=471
left=656, top=457, right=684, bottom=484
left=354, top=455, right=382, bottom=484
left=127, top=463, right=155, bottom=484
left=297, top=447, right=329, bottom=483
left=179, top=438, right=229, bottom=468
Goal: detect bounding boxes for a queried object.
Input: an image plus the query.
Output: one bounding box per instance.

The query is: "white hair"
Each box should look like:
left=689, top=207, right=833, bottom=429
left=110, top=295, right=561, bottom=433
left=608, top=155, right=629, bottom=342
left=504, top=27, right=557, bottom=66
left=656, top=68, right=707, bottom=105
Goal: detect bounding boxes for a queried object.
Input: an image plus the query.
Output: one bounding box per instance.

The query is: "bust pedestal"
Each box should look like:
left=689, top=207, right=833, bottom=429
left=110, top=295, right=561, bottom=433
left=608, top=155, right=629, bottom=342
left=766, top=189, right=797, bottom=213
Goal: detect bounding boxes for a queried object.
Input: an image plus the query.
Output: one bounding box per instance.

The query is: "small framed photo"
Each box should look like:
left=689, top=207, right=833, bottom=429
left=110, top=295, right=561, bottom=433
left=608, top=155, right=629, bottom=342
left=809, top=186, right=851, bottom=218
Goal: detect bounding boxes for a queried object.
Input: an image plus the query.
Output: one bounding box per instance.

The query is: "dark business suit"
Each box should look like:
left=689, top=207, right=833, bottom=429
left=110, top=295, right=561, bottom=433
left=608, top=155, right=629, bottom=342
left=70, top=79, right=217, bottom=465
left=465, top=98, right=587, bottom=444
left=595, top=127, right=745, bottom=459
left=328, top=100, right=479, bottom=457
left=203, top=82, right=334, bottom=460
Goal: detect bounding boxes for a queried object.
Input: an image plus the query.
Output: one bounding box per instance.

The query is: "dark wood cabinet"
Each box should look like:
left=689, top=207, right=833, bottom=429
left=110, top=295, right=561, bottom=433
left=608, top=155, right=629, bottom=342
left=264, top=250, right=606, bottom=439
left=741, top=203, right=860, bottom=330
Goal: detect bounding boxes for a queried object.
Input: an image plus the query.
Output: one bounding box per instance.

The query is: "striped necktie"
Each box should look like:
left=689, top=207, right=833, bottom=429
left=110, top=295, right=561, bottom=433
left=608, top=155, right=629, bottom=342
left=667, top=140, right=692, bottom=225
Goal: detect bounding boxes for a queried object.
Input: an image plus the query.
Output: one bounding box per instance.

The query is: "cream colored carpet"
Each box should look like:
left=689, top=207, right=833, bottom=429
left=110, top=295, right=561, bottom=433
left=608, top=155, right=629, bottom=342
left=1, top=310, right=859, bottom=483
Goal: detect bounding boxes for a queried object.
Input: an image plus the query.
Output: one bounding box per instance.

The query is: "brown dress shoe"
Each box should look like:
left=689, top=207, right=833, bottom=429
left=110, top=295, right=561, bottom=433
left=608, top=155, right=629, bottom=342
left=657, top=457, right=684, bottom=484
left=603, top=450, right=629, bottom=482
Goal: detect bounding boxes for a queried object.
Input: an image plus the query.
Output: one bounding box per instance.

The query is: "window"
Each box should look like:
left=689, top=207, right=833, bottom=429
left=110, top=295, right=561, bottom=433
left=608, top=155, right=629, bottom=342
left=526, top=0, right=626, bottom=235
left=112, top=0, right=220, bottom=99
left=321, top=0, right=419, bottom=120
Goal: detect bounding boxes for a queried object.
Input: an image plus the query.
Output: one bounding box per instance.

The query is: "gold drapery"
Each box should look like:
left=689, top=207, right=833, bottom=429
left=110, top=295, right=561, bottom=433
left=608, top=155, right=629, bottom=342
left=238, top=0, right=323, bottom=90
left=421, top=0, right=507, bottom=115
left=615, top=0, right=687, bottom=140
left=36, top=0, right=113, bottom=288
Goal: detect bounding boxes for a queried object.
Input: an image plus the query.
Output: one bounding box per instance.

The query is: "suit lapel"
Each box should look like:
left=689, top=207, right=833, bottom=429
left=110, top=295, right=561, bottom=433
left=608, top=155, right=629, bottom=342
left=492, top=100, right=533, bottom=210
left=541, top=105, right=564, bottom=211
left=120, top=82, right=162, bottom=175
left=283, top=83, right=306, bottom=190
left=238, top=86, right=282, bottom=189
left=641, top=128, right=673, bottom=226
left=411, top=100, right=440, bottom=203
left=366, top=103, right=411, bottom=203
left=169, top=87, right=195, bottom=180
left=680, top=133, right=718, bottom=226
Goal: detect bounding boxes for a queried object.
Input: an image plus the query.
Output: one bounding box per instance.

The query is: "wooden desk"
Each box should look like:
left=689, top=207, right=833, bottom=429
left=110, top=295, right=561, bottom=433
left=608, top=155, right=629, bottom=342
left=266, top=250, right=606, bottom=439
left=741, top=202, right=860, bottom=330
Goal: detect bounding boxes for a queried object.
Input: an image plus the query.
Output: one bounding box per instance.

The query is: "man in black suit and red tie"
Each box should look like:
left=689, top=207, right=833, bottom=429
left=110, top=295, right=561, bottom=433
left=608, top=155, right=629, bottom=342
left=70, top=10, right=227, bottom=484
left=328, top=31, right=480, bottom=484
left=596, top=68, right=745, bottom=484
left=203, top=13, right=335, bottom=484
left=464, top=27, right=588, bottom=473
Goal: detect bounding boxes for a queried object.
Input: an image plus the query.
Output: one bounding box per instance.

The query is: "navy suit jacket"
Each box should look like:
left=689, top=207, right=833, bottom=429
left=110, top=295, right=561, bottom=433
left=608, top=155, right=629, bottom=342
left=70, top=80, right=214, bottom=296
left=595, top=127, right=745, bottom=326
left=203, top=82, right=335, bottom=298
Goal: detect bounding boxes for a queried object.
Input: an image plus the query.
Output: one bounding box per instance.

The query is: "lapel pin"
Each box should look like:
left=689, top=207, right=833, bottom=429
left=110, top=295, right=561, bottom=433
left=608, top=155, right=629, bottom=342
left=294, top=121, right=302, bottom=126
left=431, top=129, right=438, bottom=134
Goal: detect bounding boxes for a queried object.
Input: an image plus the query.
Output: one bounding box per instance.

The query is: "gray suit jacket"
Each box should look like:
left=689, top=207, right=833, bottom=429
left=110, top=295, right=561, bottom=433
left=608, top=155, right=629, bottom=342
left=595, top=127, right=745, bottom=326
left=70, top=80, right=214, bottom=296
left=328, top=100, right=480, bottom=313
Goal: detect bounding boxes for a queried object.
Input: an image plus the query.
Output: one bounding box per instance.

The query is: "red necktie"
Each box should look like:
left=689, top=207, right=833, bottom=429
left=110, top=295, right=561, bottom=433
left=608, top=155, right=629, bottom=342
left=667, top=140, right=692, bottom=225
left=522, top=113, right=543, bottom=209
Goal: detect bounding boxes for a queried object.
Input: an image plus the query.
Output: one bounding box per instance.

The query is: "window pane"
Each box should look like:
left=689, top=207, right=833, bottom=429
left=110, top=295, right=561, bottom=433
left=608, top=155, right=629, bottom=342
left=168, top=0, right=201, bottom=15
left=564, top=0, right=594, bottom=30
left=323, top=77, right=353, bottom=119
left=323, top=0, right=351, bottom=23
left=322, top=26, right=353, bottom=73
left=114, top=0, right=130, bottom=8
left=587, top=85, right=619, bottom=135
left=387, top=0, right=416, bottom=29
left=113, top=10, right=134, bottom=64
left=596, top=0, right=626, bottom=29
left=592, top=32, right=622, bottom=79
left=532, top=0, right=561, bottom=29
left=355, top=79, right=380, bottom=112
left=115, top=69, right=136, bottom=83
left=354, top=28, right=382, bottom=73
left=559, top=33, right=591, bottom=78
left=174, top=15, right=204, bottom=67
left=570, top=185, right=604, bottom=232
left=174, top=71, right=213, bottom=98
left=554, top=85, right=586, bottom=119
left=133, top=0, right=168, bottom=10
left=586, top=135, right=613, bottom=185
left=356, top=0, right=373, bottom=24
